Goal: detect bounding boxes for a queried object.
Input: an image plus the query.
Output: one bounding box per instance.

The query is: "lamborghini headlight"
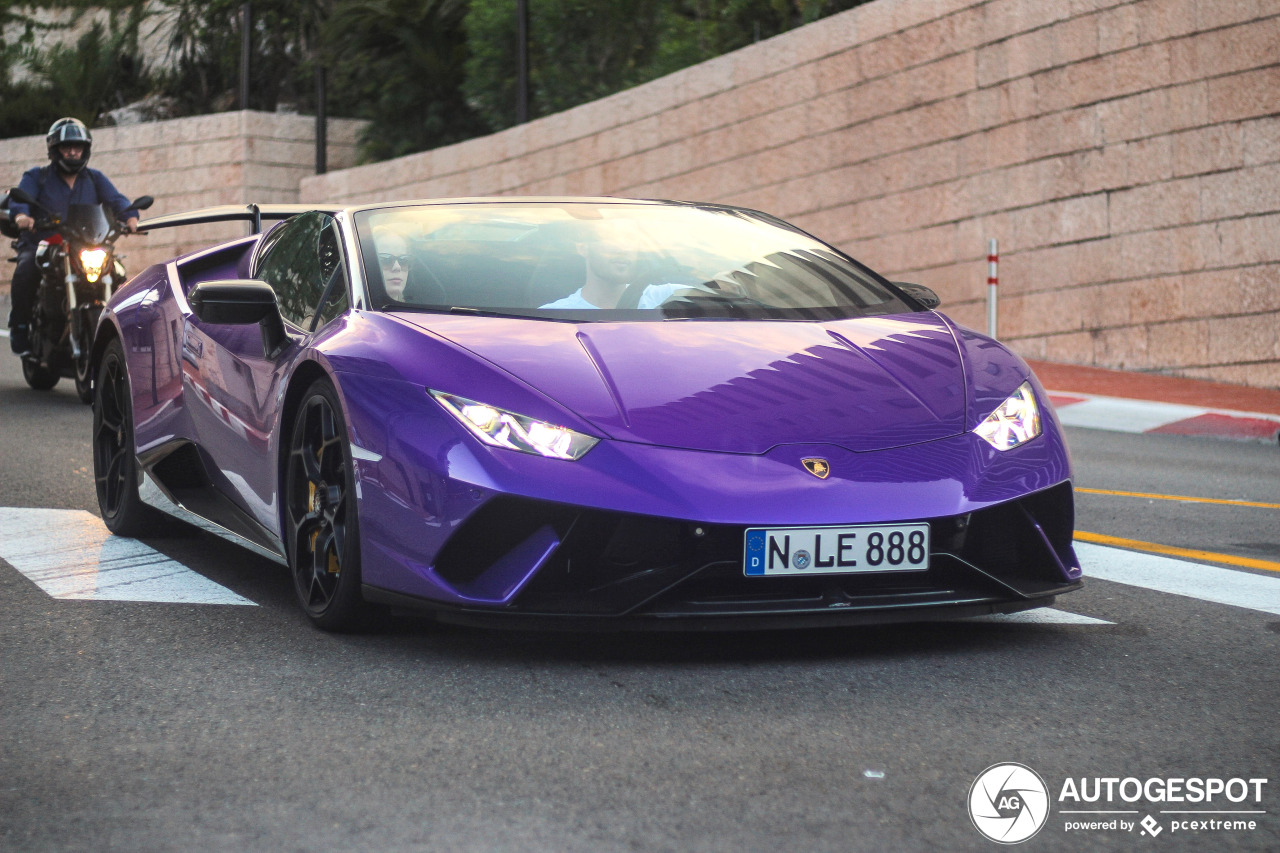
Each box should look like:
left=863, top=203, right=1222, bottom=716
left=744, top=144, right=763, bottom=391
left=974, top=381, right=1041, bottom=451
left=79, top=247, right=109, bottom=283
left=430, top=390, right=599, bottom=460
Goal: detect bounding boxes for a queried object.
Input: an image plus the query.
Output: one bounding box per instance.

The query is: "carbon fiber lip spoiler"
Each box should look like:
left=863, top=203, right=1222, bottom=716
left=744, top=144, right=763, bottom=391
left=138, top=203, right=337, bottom=234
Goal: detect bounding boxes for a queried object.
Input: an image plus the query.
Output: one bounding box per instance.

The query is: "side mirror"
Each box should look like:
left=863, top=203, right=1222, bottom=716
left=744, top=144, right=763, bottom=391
left=131, top=195, right=154, bottom=211
left=893, top=282, right=941, bottom=310
left=188, top=279, right=289, bottom=358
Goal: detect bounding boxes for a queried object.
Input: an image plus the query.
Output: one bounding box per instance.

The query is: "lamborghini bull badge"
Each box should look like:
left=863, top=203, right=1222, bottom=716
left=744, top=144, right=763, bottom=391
left=802, top=458, right=830, bottom=479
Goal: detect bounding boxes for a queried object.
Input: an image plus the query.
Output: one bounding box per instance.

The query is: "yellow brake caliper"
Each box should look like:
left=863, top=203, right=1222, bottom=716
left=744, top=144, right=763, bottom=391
left=304, top=442, right=338, bottom=572
left=307, top=480, right=320, bottom=553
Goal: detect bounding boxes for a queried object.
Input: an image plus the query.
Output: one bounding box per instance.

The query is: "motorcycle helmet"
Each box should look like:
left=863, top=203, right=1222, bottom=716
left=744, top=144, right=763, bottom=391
left=47, top=117, right=92, bottom=174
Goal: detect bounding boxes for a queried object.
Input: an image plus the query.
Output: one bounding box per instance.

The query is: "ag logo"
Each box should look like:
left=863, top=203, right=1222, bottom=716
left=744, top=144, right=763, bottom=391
left=968, top=763, right=1050, bottom=844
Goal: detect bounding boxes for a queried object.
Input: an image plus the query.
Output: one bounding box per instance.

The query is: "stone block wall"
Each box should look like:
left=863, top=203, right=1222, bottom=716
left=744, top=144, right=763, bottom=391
left=302, top=0, right=1280, bottom=388
left=2, top=111, right=363, bottom=276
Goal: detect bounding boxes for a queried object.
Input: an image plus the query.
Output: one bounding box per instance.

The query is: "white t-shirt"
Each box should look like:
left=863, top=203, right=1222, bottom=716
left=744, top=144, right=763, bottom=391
left=540, top=283, right=703, bottom=309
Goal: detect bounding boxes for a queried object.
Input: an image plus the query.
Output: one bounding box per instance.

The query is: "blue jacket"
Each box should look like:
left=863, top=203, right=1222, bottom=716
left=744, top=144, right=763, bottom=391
left=10, top=165, right=140, bottom=248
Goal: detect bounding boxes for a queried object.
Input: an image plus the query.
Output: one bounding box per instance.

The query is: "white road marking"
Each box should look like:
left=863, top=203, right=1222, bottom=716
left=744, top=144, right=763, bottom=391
left=0, top=507, right=255, bottom=605
left=1053, top=396, right=1210, bottom=432
left=1050, top=391, right=1280, bottom=436
left=1077, top=542, right=1280, bottom=616
left=967, top=609, right=1112, bottom=625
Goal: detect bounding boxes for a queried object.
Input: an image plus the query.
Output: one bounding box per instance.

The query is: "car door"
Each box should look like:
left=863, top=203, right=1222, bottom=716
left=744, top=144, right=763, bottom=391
left=182, top=212, right=350, bottom=539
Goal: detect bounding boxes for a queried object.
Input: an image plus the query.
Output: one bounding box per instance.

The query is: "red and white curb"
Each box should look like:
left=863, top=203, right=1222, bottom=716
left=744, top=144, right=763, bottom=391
left=1048, top=392, right=1280, bottom=442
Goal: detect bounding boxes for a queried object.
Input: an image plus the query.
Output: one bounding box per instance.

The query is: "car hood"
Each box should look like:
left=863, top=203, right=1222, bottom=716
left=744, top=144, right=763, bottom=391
left=396, top=313, right=968, bottom=454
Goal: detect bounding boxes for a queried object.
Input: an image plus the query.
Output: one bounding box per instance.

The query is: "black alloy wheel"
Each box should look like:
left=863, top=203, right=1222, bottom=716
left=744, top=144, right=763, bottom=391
left=285, top=379, right=366, bottom=630
left=93, top=338, right=163, bottom=535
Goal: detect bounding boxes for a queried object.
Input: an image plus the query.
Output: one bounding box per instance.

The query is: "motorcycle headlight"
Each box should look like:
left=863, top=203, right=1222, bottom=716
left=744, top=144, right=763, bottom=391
left=430, top=390, right=599, bottom=460
left=79, top=248, right=109, bottom=283
left=974, top=381, right=1042, bottom=451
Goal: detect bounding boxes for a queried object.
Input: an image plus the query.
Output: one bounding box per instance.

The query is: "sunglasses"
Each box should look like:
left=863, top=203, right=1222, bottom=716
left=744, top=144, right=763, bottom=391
left=378, top=253, right=411, bottom=269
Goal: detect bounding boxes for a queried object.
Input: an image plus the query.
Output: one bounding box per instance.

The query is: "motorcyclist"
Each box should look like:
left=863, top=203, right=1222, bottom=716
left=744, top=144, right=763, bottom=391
left=7, top=117, right=141, bottom=356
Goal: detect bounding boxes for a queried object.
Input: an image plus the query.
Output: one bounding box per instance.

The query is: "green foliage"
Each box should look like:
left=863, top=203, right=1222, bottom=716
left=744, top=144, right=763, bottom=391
left=2, top=0, right=872, bottom=160
left=464, top=0, right=668, bottom=130
left=151, top=0, right=330, bottom=114
left=0, top=8, right=40, bottom=136
left=0, top=3, right=152, bottom=137
left=144, top=0, right=489, bottom=159
left=322, top=0, right=488, bottom=160
left=464, top=0, right=870, bottom=131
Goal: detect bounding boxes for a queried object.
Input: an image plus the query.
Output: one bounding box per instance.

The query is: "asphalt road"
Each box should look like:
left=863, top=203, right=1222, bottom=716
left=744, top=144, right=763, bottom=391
left=0, top=350, right=1277, bottom=852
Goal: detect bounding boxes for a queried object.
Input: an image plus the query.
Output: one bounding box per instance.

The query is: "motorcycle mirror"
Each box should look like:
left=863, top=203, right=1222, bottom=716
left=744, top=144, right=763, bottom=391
left=8, top=187, right=56, bottom=219
left=131, top=196, right=154, bottom=211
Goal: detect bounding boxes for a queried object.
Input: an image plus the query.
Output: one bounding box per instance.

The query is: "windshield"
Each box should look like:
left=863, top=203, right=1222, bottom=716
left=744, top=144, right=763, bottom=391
left=354, top=202, right=913, bottom=321
left=65, top=203, right=113, bottom=244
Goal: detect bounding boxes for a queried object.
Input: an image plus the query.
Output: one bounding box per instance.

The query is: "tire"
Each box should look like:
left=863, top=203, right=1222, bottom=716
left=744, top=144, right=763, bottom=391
left=93, top=338, right=166, bottom=536
left=74, top=305, right=101, bottom=404
left=23, top=296, right=61, bottom=391
left=22, top=357, right=59, bottom=391
left=284, top=378, right=368, bottom=631
left=75, top=356, right=94, bottom=404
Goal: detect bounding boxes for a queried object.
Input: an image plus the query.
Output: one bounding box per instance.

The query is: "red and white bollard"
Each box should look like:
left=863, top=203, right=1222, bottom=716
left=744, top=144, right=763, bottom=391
left=986, top=238, right=998, bottom=339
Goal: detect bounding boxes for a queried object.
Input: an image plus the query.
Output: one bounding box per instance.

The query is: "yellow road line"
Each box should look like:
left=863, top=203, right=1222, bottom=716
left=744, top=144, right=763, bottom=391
left=1075, top=530, right=1280, bottom=574
left=1076, top=487, right=1280, bottom=510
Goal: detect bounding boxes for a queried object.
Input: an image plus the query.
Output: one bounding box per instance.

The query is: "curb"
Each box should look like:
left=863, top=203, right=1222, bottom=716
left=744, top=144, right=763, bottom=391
left=1048, top=391, right=1280, bottom=444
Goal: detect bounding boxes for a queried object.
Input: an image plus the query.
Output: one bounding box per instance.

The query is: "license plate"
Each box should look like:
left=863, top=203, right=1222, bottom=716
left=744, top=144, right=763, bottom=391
left=744, top=523, right=929, bottom=576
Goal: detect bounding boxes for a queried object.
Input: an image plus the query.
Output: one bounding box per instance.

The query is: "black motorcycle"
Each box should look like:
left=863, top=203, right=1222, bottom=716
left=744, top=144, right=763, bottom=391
left=3, top=187, right=153, bottom=402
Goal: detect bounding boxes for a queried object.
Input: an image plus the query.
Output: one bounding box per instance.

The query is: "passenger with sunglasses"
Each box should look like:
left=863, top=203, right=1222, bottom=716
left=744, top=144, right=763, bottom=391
left=372, top=226, right=413, bottom=302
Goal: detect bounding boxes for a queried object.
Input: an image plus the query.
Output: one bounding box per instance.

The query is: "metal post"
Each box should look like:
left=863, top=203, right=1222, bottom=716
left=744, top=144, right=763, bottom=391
left=986, top=238, right=999, bottom=339
left=516, top=0, right=529, bottom=124
left=239, top=3, right=251, bottom=111
left=315, top=66, right=327, bottom=175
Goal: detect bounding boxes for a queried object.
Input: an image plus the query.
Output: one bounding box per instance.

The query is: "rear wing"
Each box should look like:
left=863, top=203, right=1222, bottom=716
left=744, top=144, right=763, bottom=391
left=139, top=203, right=339, bottom=235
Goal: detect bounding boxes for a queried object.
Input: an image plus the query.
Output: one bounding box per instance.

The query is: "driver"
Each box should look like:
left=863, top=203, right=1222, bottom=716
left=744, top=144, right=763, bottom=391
left=7, top=117, right=141, bottom=356
left=540, top=220, right=708, bottom=309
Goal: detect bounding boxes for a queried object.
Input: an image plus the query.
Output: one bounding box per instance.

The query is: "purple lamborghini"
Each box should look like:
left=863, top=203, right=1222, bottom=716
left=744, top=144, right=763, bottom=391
left=92, top=198, right=1081, bottom=630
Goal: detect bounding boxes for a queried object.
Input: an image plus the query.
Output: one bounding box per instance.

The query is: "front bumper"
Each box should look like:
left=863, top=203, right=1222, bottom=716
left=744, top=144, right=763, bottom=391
left=362, top=480, right=1081, bottom=630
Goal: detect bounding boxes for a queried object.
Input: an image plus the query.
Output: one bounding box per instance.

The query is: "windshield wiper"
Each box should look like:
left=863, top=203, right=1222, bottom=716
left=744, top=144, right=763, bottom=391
left=447, top=306, right=527, bottom=318
left=658, top=292, right=769, bottom=318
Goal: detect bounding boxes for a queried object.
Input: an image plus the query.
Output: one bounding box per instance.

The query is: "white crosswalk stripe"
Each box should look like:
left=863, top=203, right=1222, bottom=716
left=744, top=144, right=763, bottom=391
left=0, top=507, right=255, bottom=605
left=1076, top=541, right=1280, bottom=616
left=968, top=609, right=1112, bottom=625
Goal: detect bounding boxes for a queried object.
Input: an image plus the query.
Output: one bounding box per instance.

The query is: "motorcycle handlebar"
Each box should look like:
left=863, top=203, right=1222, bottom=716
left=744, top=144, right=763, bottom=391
left=7, top=188, right=150, bottom=239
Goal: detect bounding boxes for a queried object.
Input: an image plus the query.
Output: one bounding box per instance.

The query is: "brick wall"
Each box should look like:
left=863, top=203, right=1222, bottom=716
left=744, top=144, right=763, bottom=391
left=2, top=111, right=363, bottom=276
left=302, top=0, right=1280, bottom=388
